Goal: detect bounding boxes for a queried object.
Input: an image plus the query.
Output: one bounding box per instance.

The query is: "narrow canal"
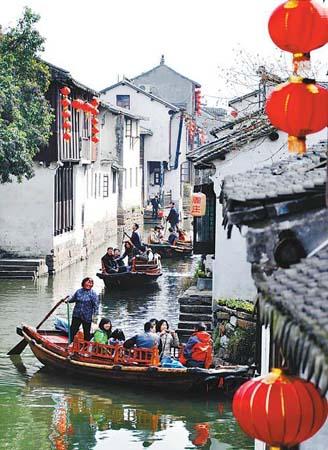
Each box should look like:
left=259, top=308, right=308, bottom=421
left=0, top=246, right=252, bottom=449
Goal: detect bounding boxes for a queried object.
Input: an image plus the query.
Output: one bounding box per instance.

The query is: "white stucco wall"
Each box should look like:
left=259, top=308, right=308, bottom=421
left=101, top=85, right=187, bottom=206
left=0, top=165, right=54, bottom=256
left=121, top=127, right=141, bottom=210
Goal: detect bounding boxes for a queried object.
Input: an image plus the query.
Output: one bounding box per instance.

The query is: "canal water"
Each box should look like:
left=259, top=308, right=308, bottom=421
left=0, top=246, right=252, bottom=449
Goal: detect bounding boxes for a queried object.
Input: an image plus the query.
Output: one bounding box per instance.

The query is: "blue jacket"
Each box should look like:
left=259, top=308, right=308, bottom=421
left=69, top=288, right=99, bottom=323
left=124, top=332, right=159, bottom=349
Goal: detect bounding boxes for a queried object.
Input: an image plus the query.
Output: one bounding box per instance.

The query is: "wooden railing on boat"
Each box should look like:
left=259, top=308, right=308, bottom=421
left=72, top=338, right=160, bottom=366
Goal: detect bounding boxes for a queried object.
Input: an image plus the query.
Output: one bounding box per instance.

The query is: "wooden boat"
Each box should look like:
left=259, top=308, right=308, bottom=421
left=148, top=241, right=193, bottom=258
left=19, top=325, right=251, bottom=395
left=97, top=259, right=162, bottom=289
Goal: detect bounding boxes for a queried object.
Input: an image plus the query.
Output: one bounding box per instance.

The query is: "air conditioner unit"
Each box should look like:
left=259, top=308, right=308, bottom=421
left=80, top=137, right=92, bottom=164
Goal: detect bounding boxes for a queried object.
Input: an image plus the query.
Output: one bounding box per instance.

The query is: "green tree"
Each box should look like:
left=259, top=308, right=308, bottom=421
left=0, top=7, right=53, bottom=183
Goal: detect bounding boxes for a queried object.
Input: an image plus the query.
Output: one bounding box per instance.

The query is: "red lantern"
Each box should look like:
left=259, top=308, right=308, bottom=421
left=62, top=110, right=71, bottom=119
left=266, top=77, right=328, bottom=154
left=60, top=86, right=71, bottom=96
left=72, top=99, right=84, bottom=110
left=190, top=192, right=206, bottom=216
left=92, top=126, right=99, bottom=134
left=233, top=368, right=327, bottom=448
left=268, top=0, right=328, bottom=64
left=63, top=132, right=71, bottom=141
left=61, top=98, right=71, bottom=108
left=81, top=102, right=92, bottom=113
left=91, top=136, right=99, bottom=143
left=230, top=110, right=238, bottom=118
left=92, top=117, right=99, bottom=126
left=91, top=107, right=99, bottom=116
left=63, top=121, right=72, bottom=129
left=91, top=96, right=100, bottom=107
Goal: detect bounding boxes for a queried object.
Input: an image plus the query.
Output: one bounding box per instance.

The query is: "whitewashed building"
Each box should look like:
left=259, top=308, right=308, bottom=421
left=0, top=63, right=142, bottom=273
left=100, top=79, right=189, bottom=215
left=188, top=87, right=327, bottom=303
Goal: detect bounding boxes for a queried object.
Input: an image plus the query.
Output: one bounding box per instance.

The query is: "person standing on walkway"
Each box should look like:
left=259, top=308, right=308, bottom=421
left=150, top=195, right=160, bottom=218
left=66, top=277, right=99, bottom=342
left=166, top=202, right=179, bottom=231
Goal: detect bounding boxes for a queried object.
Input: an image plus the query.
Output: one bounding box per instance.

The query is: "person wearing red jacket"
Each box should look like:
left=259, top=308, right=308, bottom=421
left=179, top=322, right=213, bottom=368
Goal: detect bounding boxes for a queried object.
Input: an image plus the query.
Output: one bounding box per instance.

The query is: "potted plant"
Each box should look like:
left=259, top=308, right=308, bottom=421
left=195, top=262, right=212, bottom=291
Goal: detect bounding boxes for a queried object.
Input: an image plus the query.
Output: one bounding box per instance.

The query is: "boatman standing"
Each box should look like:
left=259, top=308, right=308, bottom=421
left=166, top=202, right=179, bottom=231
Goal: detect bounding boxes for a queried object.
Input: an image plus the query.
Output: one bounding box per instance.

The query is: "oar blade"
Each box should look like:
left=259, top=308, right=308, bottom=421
left=7, top=338, right=28, bottom=356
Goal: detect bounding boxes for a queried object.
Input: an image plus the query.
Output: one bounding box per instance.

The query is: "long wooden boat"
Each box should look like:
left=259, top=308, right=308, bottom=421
left=19, top=325, right=250, bottom=395
left=148, top=241, right=193, bottom=258
left=97, top=259, right=162, bottom=289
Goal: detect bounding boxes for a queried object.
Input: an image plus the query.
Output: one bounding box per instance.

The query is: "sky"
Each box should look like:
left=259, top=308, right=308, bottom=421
left=1, top=0, right=327, bottom=107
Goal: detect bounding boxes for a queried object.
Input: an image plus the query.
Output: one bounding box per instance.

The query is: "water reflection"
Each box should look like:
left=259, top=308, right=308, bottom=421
left=14, top=369, right=252, bottom=450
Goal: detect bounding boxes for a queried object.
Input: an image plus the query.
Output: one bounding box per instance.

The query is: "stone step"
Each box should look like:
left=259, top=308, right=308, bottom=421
left=0, top=264, right=40, bottom=272
left=180, top=304, right=212, bottom=314
left=178, top=295, right=212, bottom=306
left=178, top=321, right=212, bottom=331
left=0, top=258, right=44, bottom=266
left=179, top=313, right=213, bottom=322
left=0, top=270, right=35, bottom=279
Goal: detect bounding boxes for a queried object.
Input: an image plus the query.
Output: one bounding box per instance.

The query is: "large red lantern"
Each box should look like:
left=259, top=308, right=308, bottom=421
left=233, top=369, right=327, bottom=448
left=268, top=0, right=328, bottom=64
left=266, top=77, right=328, bottom=154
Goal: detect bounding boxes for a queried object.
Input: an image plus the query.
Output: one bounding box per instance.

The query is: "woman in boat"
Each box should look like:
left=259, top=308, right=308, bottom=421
left=109, top=328, right=125, bottom=345
left=156, top=319, right=180, bottom=359
left=118, top=241, right=137, bottom=266
left=177, top=227, right=188, bottom=242
left=66, top=277, right=99, bottom=343
left=93, top=318, right=112, bottom=344
left=179, top=322, right=213, bottom=368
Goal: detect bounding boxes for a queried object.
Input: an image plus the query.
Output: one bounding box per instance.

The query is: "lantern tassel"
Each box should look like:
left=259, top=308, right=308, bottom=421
left=288, top=136, right=306, bottom=155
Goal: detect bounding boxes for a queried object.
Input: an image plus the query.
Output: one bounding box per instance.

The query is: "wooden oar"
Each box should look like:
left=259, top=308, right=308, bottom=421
left=7, top=296, right=69, bottom=356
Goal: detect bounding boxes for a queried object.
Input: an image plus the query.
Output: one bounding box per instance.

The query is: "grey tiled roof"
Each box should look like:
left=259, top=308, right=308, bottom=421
left=188, top=110, right=275, bottom=166
left=257, top=243, right=328, bottom=391
left=223, top=143, right=327, bottom=203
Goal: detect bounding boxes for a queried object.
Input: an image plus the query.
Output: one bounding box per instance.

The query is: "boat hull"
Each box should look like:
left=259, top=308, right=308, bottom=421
left=21, top=326, right=250, bottom=395
left=96, top=271, right=162, bottom=289
left=148, top=244, right=192, bottom=258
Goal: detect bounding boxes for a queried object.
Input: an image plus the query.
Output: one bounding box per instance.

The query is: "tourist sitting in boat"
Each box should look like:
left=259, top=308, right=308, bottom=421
left=177, top=227, right=189, bottom=242
left=123, top=321, right=159, bottom=349
left=148, top=226, right=161, bottom=244
left=109, top=328, right=125, bottom=345
left=156, top=319, right=180, bottom=359
left=158, top=225, right=165, bottom=240
left=118, top=241, right=138, bottom=266
left=93, top=318, right=112, bottom=344
left=179, top=322, right=213, bottom=369
left=66, top=277, right=99, bottom=343
left=167, top=227, right=178, bottom=246
left=149, top=318, right=158, bottom=329
left=101, top=247, right=119, bottom=274
left=113, top=247, right=129, bottom=272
